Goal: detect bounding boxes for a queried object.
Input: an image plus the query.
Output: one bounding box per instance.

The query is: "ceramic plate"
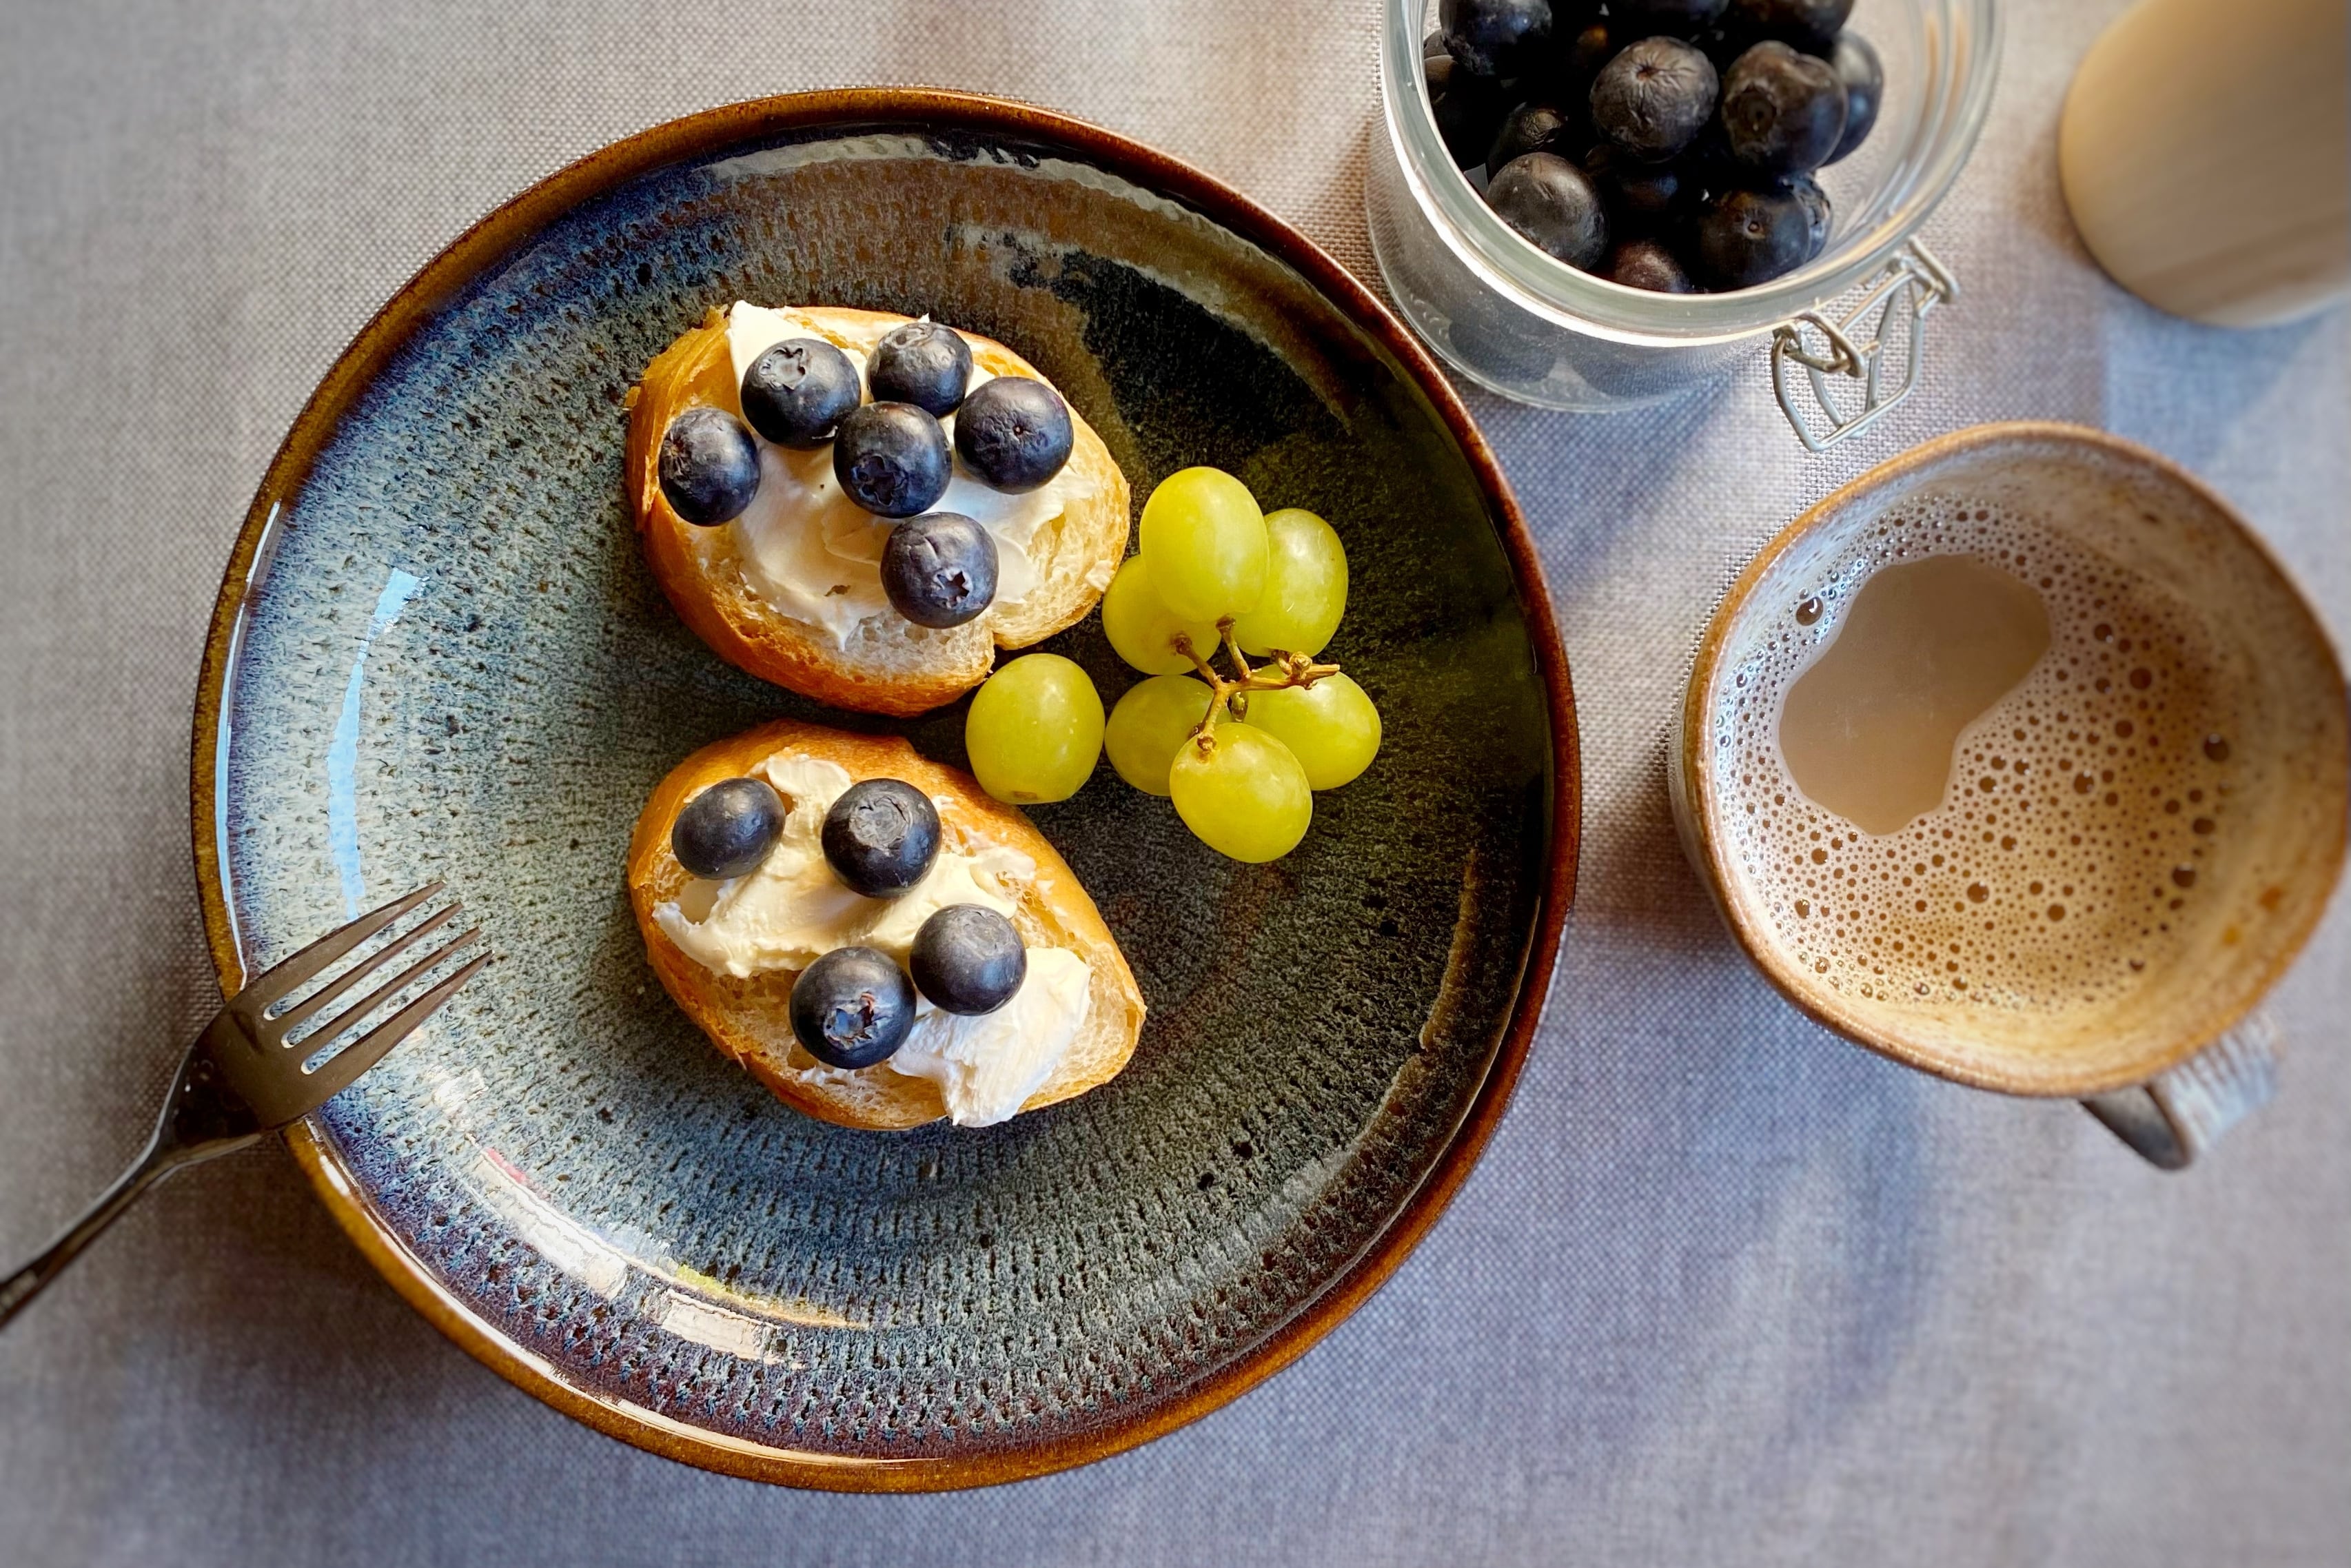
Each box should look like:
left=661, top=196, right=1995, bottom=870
left=192, top=91, right=1577, bottom=1489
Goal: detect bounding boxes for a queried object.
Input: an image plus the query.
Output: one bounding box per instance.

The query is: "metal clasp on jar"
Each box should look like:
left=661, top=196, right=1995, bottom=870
left=1770, top=241, right=1959, bottom=452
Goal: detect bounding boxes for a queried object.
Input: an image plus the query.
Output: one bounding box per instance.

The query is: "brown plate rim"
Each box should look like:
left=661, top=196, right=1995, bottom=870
left=186, top=87, right=1582, bottom=1491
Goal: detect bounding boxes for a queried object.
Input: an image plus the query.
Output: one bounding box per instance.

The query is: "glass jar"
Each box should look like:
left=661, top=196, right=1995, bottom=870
left=1367, top=0, right=2002, bottom=443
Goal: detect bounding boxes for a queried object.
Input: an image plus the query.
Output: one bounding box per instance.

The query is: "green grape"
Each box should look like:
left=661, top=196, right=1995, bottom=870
left=1106, top=675, right=1218, bottom=795
left=1101, top=556, right=1221, bottom=675
left=1234, top=508, right=1347, bottom=655
left=1169, top=719, right=1312, bottom=862
left=965, top=653, right=1104, bottom=804
left=1137, top=466, right=1268, bottom=623
left=1238, top=673, right=1382, bottom=789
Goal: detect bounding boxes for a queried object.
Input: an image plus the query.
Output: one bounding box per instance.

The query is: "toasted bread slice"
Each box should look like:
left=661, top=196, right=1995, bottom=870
left=627, top=720, right=1146, bottom=1130
left=627, top=305, right=1130, bottom=717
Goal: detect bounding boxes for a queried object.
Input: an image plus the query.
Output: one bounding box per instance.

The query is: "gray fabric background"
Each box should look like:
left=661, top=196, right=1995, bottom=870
left=2, top=0, right=2345, bottom=1563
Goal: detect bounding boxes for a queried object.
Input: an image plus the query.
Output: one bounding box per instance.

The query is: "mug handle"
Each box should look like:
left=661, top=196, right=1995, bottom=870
left=2079, top=1009, right=2281, bottom=1170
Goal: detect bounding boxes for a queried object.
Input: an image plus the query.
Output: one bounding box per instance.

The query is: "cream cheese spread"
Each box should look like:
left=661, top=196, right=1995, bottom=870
left=653, top=749, right=1093, bottom=1127
left=720, top=303, right=1095, bottom=649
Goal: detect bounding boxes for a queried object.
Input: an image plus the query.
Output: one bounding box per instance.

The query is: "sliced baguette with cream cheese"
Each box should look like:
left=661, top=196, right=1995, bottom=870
left=627, top=304, right=1131, bottom=717
left=627, top=720, right=1146, bottom=1130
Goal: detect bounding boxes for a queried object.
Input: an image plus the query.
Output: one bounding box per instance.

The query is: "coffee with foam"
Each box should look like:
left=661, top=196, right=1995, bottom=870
left=1680, top=431, right=2348, bottom=1097
left=1722, top=498, right=2252, bottom=1016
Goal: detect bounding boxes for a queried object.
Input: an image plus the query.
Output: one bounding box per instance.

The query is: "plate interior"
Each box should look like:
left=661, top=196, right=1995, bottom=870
left=214, top=122, right=1556, bottom=1471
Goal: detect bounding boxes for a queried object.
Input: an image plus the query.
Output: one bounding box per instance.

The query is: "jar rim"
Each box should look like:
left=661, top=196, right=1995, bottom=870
left=1387, top=0, right=2003, bottom=347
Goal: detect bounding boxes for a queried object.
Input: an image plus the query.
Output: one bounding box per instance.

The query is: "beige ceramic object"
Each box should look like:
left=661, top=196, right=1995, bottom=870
left=2060, top=0, right=2350, bottom=327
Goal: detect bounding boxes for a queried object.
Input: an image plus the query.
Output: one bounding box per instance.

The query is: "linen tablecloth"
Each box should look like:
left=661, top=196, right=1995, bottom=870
left=3, top=1, right=2344, bottom=1562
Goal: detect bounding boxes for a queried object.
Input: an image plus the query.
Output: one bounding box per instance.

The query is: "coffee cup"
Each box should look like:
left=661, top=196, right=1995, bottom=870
left=1671, top=423, right=2349, bottom=1166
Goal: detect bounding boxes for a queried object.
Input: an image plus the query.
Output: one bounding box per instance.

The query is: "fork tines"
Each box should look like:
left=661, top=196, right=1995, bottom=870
left=228, top=882, right=486, bottom=1116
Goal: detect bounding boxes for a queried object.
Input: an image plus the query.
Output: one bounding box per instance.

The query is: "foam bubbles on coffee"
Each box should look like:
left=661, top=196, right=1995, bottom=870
left=1713, top=498, right=2247, bottom=1012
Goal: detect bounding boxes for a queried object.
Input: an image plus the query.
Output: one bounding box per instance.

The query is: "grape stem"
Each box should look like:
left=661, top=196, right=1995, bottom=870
left=1172, top=621, right=1341, bottom=750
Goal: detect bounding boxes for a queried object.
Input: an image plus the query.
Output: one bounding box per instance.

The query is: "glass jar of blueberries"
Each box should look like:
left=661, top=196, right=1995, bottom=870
left=1367, top=0, right=1999, bottom=440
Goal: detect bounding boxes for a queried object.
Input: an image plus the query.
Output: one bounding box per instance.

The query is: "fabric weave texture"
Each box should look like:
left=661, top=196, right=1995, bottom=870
left=0, top=0, right=2344, bottom=1564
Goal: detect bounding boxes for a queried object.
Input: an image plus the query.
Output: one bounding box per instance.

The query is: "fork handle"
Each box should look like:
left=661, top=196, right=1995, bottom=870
left=2, top=1024, right=274, bottom=1329
left=0, top=1138, right=194, bottom=1328
left=0, top=1114, right=259, bottom=1331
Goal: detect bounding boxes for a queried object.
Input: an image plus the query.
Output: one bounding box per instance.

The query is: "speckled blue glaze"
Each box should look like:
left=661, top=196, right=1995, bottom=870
left=212, top=122, right=1557, bottom=1472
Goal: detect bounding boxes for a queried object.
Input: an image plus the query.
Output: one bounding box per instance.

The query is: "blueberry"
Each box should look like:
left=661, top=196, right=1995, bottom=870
left=671, top=776, right=784, bottom=880
left=866, top=320, right=972, bottom=416
left=738, top=338, right=860, bottom=448
left=820, top=777, right=942, bottom=898
left=1439, top=0, right=1553, bottom=79
left=1724, top=0, right=1852, bottom=54
left=954, top=376, right=1074, bottom=491
left=1512, top=17, right=1607, bottom=116
left=1486, top=151, right=1610, bottom=268
left=882, top=512, right=999, bottom=629
left=1486, top=101, right=1584, bottom=179
left=1609, top=0, right=1729, bottom=37
left=1824, top=32, right=1881, bottom=163
left=1691, top=23, right=1749, bottom=72
left=1590, top=37, right=1719, bottom=163
left=788, top=946, right=917, bottom=1068
left=1720, top=41, right=1846, bottom=174
left=1558, top=19, right=1616, bottom=83
left=1787, top=172, right=1833, bottom=259
left=833, top=403, right=952, bottom=518
left=1428, top=52, right=1509, bottom=167
left=657, top=407, right=760, bottom=526
left=1604, top=238, right=1700, bottom=292
left=909, top=904, right=1028, bottom=1016
left=1676, top=117, right=1740, bottom=186
left=1582, top=142, right=1686, bottom=232
left=1691, top=184, right=1815, bottom=287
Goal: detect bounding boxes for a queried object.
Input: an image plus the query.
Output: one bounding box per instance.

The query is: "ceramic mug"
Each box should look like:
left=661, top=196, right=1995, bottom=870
left=1671, top=423, right=2350, bottom=1166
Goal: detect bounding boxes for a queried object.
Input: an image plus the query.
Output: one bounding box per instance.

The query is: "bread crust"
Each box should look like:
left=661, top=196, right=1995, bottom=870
left=627, top=720, right=1146, bottom=1130
left=627, top=306, right=1130, bottom=717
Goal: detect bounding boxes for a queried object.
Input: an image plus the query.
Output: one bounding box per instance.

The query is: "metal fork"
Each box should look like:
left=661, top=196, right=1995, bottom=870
left=0, top=883, right=485, bottom=1328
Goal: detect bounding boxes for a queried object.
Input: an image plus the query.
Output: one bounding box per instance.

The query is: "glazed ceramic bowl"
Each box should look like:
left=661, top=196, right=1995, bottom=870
left=191, top=91, right=1577, bottom=1489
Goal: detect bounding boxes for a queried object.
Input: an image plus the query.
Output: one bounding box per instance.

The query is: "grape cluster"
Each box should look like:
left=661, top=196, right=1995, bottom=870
left=962, top=467, right=1382, bottom=862
left=1425, top=0, right=1882, bottom=291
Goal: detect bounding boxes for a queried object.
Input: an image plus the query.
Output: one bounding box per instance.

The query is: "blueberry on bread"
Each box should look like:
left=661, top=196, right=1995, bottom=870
left=627, top=304, right=1132, bottom=717
left=627, top=720, right=1146, bottom=1130
left=866, top=318, right=973, bottom=416
left=738, top=338, right=859, bottom=447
